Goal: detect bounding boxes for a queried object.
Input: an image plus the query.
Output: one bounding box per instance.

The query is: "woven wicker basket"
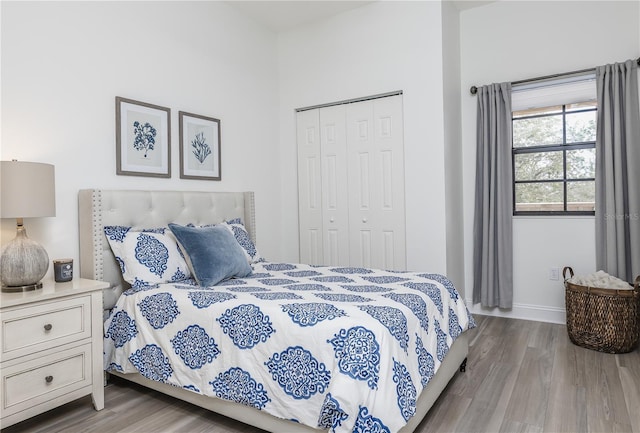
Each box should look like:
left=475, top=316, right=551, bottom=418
left=563, top=267, right=640, bottom=354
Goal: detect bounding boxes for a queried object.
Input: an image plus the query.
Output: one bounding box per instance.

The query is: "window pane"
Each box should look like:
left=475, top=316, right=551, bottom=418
left=515, top=182, right=563, bottom=212
left=566, top=110, right=596, bottom=143
left=567, top=148, right=595, bottom=179
left=567, top=181, right=595, bottom=211
left=513, top=115, right=563, bottom=147
left=514, top=151, right=563, bottom=181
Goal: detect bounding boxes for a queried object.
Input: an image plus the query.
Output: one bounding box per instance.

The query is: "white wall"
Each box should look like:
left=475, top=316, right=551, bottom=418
left=0, top=1, right=282, bottom=279
left=277, top=1, right=451, bottom=276
left=460, top=0, right=640, bottom=323
left=441, top=0, right=465, bottom=294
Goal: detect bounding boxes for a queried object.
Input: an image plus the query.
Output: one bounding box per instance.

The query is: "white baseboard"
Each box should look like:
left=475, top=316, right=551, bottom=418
left=465, top=298, right=566, bottom=325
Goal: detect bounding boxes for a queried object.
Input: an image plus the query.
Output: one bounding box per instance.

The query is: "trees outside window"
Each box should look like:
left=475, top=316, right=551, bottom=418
left=512, top=101, right=596, bottom=214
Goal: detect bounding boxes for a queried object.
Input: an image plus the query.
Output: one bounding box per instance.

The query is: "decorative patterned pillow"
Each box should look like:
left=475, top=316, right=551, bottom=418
left=221, top=218, right=263, bottom=264
left=103, top=226, right=192, bottom=285
left=168, top=223, right=252, bottom=287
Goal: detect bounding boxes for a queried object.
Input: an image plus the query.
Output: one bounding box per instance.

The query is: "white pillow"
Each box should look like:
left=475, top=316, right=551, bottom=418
left=222, top=219, right=263, bottom=264
left=104, top=226, right=192, bottom=285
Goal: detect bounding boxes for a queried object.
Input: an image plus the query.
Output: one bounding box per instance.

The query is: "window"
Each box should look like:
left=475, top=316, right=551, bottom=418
left=511, top=76, right=597, bottom=215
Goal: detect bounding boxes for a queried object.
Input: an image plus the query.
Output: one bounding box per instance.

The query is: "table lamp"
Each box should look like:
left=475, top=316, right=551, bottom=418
left=1, top=160, right=56, bottom=291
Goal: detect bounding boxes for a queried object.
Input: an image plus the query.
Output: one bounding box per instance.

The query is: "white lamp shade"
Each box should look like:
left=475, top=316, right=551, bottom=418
left=1, top=161, right=56, bottom=218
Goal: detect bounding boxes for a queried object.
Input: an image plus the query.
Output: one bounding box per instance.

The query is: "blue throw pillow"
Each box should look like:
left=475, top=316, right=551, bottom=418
left=168, top=223, right=252, bottom=287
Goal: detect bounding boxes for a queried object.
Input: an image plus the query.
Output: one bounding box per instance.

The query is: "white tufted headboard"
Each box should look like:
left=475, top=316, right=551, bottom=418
left=78, top=189, right=256, bottom=316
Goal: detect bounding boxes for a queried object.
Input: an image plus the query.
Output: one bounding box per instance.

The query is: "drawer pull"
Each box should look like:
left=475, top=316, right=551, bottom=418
left=44, top=323, right=53, bottom=331
left=45, top=375, right=54, bottom=383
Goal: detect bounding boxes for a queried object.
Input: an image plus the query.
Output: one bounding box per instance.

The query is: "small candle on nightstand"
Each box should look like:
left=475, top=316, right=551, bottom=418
left=53, top=258, right=73, bottom=282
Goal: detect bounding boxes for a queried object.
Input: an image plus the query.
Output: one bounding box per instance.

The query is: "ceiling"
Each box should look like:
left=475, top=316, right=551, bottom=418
left=225, top=1, right=495, bottom=33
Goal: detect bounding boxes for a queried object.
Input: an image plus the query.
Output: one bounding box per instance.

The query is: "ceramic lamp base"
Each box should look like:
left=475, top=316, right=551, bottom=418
left=1, top=282, right=43, bottom=292
left=0, top=224, right=49, bottom=289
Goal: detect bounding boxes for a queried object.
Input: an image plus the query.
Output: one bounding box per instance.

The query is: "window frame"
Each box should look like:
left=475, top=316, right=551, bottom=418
left=512, top=103, right=596, bottom=216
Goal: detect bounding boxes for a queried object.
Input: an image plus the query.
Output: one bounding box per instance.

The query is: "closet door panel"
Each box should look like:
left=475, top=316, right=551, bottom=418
left=374, top=95, right=406, bottom=270
left=320, top=105, right=349, bottom=266
left=347, top=101, right=374, bottom=267
left=357, top=230, right=372, bottom=268
left=347, top=95, right=405, bottom=270
left=305, top=229, right=322, bottom=265
left=297, top=110, right=323, bottom=265
left=356, top=153, right=371, bottom=209
left=382, top=230, right=396, bottom=270
left=381, top=150, right=394, bottom=208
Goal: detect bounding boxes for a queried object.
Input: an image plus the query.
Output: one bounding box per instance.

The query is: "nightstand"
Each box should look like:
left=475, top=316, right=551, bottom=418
left=0, top=278, right=107, bottom=429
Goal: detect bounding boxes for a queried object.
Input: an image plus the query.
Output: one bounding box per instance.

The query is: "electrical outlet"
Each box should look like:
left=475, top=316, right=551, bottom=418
left=549, top=267, right=560, bottom=281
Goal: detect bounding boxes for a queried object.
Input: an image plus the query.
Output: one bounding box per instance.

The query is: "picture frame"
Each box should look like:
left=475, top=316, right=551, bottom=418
left=116, top=97, right=171, bottom=178
left=179, top=111, right=221, bottom=180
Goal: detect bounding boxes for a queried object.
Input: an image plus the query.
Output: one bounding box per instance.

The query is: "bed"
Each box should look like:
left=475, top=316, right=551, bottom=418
left=78, top=189, right=474, bottom=433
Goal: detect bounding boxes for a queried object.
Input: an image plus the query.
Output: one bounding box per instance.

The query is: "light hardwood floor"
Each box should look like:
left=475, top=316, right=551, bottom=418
left=3, top=315, right=639, bottom=433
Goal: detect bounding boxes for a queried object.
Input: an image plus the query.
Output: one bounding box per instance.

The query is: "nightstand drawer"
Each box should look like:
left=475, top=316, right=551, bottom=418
left=0, top=279, right=106, bottom=429
left=1, top=296, right=91, bottom=361
left=1, top=342, right=92, bottom=417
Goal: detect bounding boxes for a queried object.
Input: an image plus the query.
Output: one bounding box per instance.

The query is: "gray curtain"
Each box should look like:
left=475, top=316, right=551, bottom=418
left=595, top=59, right=640, bottom=282
left=473, top=83, right=513, bottom=308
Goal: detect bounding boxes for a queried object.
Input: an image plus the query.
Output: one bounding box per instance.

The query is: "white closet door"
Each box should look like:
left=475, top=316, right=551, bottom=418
left=320, top=105, right=349, bottom=265
left=297, top=94, right=406, bottom=270
left=346, top=95, right=406, bottom=270
left=296, top=110, right=323, bottom=265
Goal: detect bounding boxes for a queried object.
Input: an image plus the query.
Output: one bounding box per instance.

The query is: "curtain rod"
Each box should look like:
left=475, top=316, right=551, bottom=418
left=296, top=90, right=403, bottom=112
left=469, top=57, right=640, bottom=95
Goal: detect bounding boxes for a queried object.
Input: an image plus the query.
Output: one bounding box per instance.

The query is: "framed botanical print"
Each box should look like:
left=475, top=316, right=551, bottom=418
left=179, top=111, right=221, bottom=180
left=116, top=97, right=171, bottom=177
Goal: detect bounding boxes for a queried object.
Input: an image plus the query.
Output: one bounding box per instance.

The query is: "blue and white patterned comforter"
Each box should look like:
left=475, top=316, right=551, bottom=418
left=104, top=262, right=475, bottom=433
